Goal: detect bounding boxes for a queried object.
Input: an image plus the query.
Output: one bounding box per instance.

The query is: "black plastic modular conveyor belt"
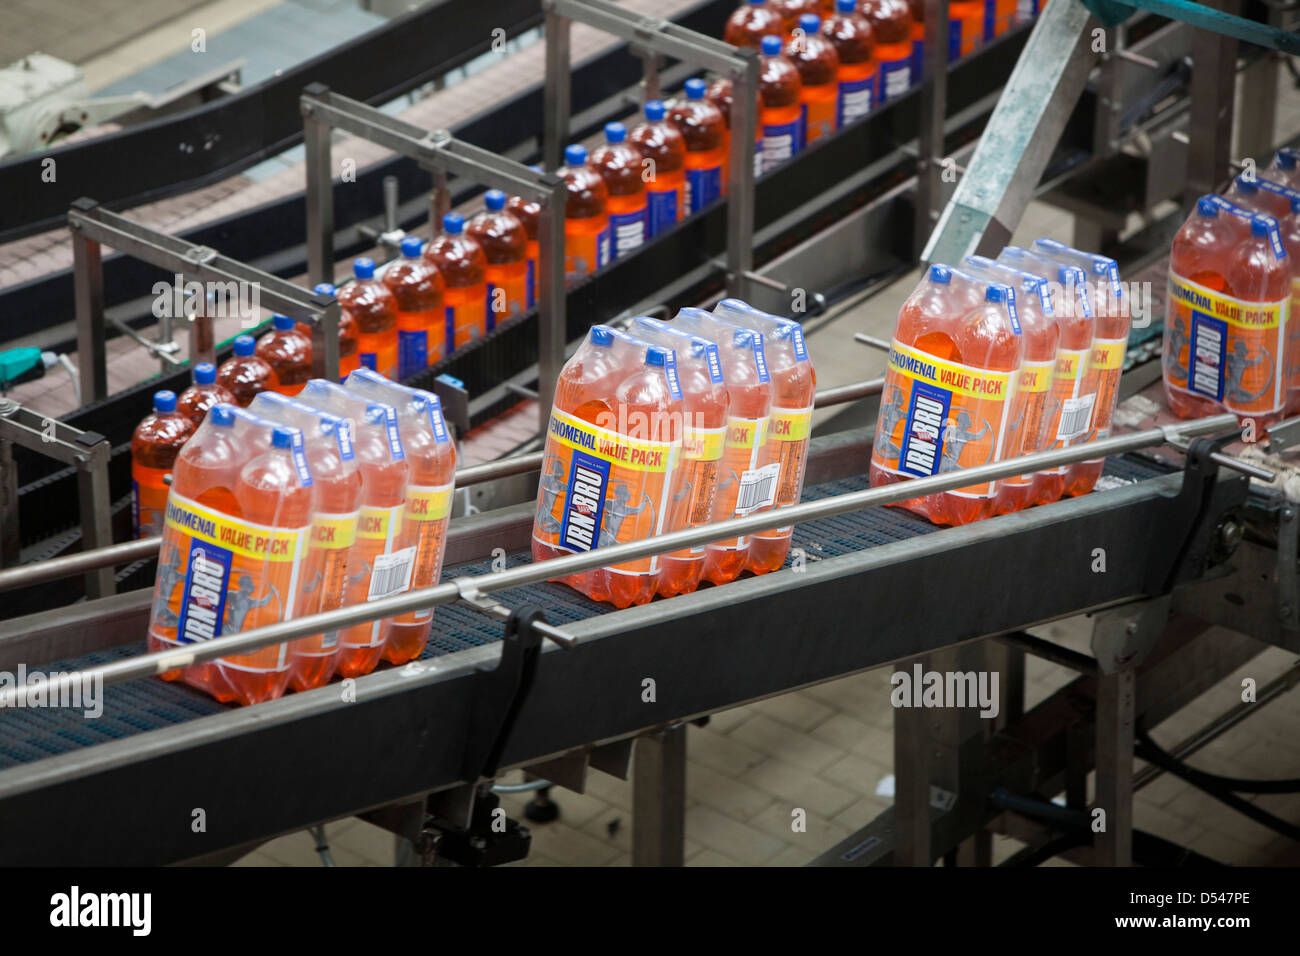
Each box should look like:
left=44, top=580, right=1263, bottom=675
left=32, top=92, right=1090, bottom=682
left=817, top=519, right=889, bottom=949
left=0, top=455, right=1168, bottom=771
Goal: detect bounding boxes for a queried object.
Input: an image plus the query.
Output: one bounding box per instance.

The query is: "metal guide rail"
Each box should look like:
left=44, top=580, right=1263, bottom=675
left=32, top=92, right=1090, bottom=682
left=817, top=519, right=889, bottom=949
left=0, top=412, right=1250, bottom=864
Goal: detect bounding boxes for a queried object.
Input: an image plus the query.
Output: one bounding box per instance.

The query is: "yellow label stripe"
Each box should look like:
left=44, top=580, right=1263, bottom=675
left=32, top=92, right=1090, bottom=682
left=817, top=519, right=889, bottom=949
left=888, top=340, right=1013, bottom=400
left=548, top=409, right=674, bottom=473
left=406, top=483, right=454, bottom=522
left=164, top=493, right=306, bottom=562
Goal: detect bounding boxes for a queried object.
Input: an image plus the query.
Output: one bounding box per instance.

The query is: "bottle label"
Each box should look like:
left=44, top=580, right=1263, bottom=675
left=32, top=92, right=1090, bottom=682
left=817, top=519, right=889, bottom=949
left=712, top=415, right=771, bottom=550
left=704, top=342, right=724, bottom=383
left=486, top=269, right=529, bottom=325
left=598, top=225, right=612, bottom=269
left=1003, top=359, right=1055, bottom=487
left=565, top=224, right=610, bottom=279
left=1165, top=270, right=1288, bottom=417
left=342, top=503, right=406, bottom=647
left=802, top=96, right=836, bottom=144
left=398, top=481, right=455, bottom=623
left=150, top=493, right=309, bottom=673
left=533, top=409, right=678, bottom=575
left=647, top=187, right=680, bottom=236
left=526, top=257, right=536, bottom=309
left=685, top=165, right=722, bottom=213
left=302, top=508, right=360, bottom=652
left=678, top=424, right=729, bottom=537
left=764, top=405, right=813, bottom=521
left=878, top=57, right=912, bottom=105
left=446, top=302, right=485, bottom=352
left=132, top=477, right=168, bottom=538
left=359, top=352, right=378, bottom=372
left=426, top=401, right=451, bottom=444
left=1037, top=345, right=1093, bottom=475
left=837, top=75, right=873, bottom=126
left=398, top=329, right=428, bottom=380
left=1079, top=336, right=1127, bottom=464
left=762, top=120, right=800, bottom=173
left=610, top=207, right=648, bottom=259
left=984, top=0, right=996, bottom=41
left=751, top=333, right=771, bottom=383
left=872, top=340, right=1014, bottom=499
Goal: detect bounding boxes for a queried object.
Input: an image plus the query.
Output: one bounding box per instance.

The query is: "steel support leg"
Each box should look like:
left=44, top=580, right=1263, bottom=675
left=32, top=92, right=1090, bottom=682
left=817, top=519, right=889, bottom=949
left=1185, top=0, right=1239, bottom=204
left=0, top=437, right=17, bottom=568
left=726, top=50, right=760, bottom=300
left=914, top=0, right=951, bottom=259
left=1094, top=666, right=1135, bottom=866
left=922, top=0, right=1097, bottom=265
left=71, top=202, right=107, bottom=407
left=633, top=724, right=687, bottom=866
left=75, top=439, right=115, bottom=599
left=542, top=7, right=571, bottom=172
left=303, top=85, right=335, bottom=288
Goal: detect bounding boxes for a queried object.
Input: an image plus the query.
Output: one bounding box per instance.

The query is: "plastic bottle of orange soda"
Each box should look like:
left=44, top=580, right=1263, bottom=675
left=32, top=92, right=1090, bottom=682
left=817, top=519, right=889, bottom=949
left=591, top=123, right=649, bottom=260
left=670, top=80, right=729, bottom=213
left=345, top=369, right=457, bottom=662
left=632, top=316, right=731, bottom=596
left=505, top=189, right=542, bottom=310
left=907, top=0, right=924, bottom=83
left=177, top=363, right=234, bottom=429
left=773, top=0, right=821, bottom=31
left=859, top=0, right=913, bottom=105
left=338, top=258, right=399, bottom=379
left=217, top=334, right=277, bottom=406
left=673, top=308, right=775, bottom=584
left=256, top=314, right=312, bottom=396
left=424, top=214, right=487, bottom=353
left=1164, top=199, right=1290, bottom=430
left=296, top=379, right=409, bottom=677
left=310, top=283, right=361, bottom=382
left=950, top=0, right=985, bottom=59
left=532, top=326, right=652, bottom=604
left=961, top=256, right=1059, bottom=515
left=758, top=36, right=804, bottom=170
left=996, top=247, right=1096, bottom=505
left=631, top=100, right=687, bottom=237
left=786, top=14, right=840, bottom=145
left=869, top=267, right=1022, bottom=525
left=557, top=144, right=612, bottom=281
left=713, top=300, right=816, bottom=572
left=148, top=409, right=315, bottom=705
left=823, top=0, right=877, bottom=126
left=726, top=0, right=787, bottom=47
left=132, top=390, right=195, bottom=538
left=468, top=189, right=530, bottom=326
left=382, top=236, right=445, bottom=377
left=249, top=391, right=362, bottom=691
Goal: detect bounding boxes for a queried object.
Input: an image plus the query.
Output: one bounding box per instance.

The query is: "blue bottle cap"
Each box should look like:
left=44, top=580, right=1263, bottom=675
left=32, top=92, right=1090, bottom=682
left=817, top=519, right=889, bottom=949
left=271, top=426, right=295, bottom=449
left=1196, top=196, right=1219, bottom=217
left=272, top=313, right=294, bottom=331
left=210, top=404, right=236, bottom=427
left=645, top=346, right=671, bottom=367
left=313, top=282, right=336, bottom=296
left=799, top=13, right=820, bottom=32
left=1251, top=217, right=1271, bottom=238
left=761, top=35, right=783, bottom=55
left=564, top=144, right=588, bottom=167
left=1277, top=150, right=1297, bottom=171
left=928, top=264, right=952, bottom=284
left=684, top=78, right=707, bottom=100
left=1235, top=177, right=1259, bottom=194
left=590, top=325, right=615, bottom=346
left=605, top=121, right=627, bottom=144
left=836, top=0, right=855, bottom=11
left=401, top=235, right=423, bottom=257
left=484, top=189, right=507, bottom=211
left=353, top=257, right=375, bottom=279
left=233, top=334, right=256, bottom=356
left=153, top=390, right=177, bottom=413
left=193, top=362, right=216, bottom=385
left=749, top=0, right=766, bottom=5
left=986, top=284, right=1007, bottom=303
left=645, top=99, right=666, bottom=122
left=443, top=212, right=465, bottom=234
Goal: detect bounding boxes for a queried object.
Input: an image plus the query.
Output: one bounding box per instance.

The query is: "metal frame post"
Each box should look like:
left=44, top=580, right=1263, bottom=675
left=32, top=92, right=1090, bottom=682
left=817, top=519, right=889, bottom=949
left=727, top=49, right=759, bottom=300
left=303, top=82, right=335, bottom=288
left=1186, top=0, right=1239, bottom=204
left=915, top=0, right=951, bottom=260
left=1094, top=667, right=1135, bottom=866
left=70, top=198, right=108, bottom=406
left=632, top=724, right=687, bottom=866
left=543, top=5, right=571, bottom=172
left=0, top=436, right=18, bottom=568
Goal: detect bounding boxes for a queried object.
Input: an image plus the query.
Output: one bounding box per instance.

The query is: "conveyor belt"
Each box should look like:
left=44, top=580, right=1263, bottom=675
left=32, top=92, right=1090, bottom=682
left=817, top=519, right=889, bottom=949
left=0, top=456, right=1167, bottom=771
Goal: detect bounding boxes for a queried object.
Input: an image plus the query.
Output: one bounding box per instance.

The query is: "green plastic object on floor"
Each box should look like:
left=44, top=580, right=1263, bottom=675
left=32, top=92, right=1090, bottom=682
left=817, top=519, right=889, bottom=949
left=0, top=348, right=44, bottom=388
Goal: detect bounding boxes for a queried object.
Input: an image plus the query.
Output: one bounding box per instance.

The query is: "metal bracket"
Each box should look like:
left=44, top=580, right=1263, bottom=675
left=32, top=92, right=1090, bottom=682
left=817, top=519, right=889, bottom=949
left=1277, top=502, right=1298, bottom=632
left=1090, top=596, right=1172, bottom=674
left=454, top=578, right=577, bottom=649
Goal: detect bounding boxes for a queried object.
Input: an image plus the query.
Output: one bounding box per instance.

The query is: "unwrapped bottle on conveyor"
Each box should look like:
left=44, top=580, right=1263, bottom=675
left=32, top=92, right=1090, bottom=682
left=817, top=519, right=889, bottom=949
left=295, top=379, right=409, bottom=677
left=132, top=390, right=195, bottom=539
left=147, top=405, right=315, bottom=705
left=531, top=326, right=685, bottom=608
left=630, top=316, right=732, bottom=596
left=868, top=266, right=1023, bottom=526
left=711, top=299, right=816, bottom=573
left=344, top=369, right=457, bottom=663
left=248, top=391, right=362, bottom=691
left=673, top=307, right=777, bottom=583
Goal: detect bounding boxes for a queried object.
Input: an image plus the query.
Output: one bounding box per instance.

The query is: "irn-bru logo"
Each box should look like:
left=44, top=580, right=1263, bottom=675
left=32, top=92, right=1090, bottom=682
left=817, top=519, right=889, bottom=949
left=706, top=345, right=723, bottom=383
left=899, top=383, right=951, bottom=478
left=1189, top=313, right=1227, bottom=400
left=177, top=545, right=232, bottom=645
left=559, top=452, right=609, bottom=553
